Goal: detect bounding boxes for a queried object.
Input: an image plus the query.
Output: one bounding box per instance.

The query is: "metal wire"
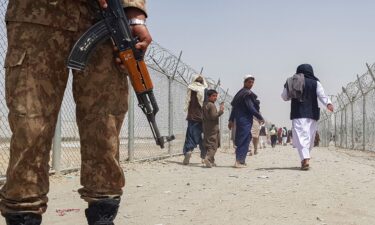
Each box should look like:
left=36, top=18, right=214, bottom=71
left=0, top=3, right=233, bottom=177
left=318, top=63, right=375, bottom=152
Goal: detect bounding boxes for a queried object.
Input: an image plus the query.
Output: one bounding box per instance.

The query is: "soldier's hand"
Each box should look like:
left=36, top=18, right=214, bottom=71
left=98, top=0, right=108, bottom=8
left=114, top=46, right=127, bottom=71
left=126, top=8, right=152, bottom=52
left=98, top=1, right=151, bottom=51
left=132, top=25, right=152, bottom=51
left=113, top=7, right=152, bottom=70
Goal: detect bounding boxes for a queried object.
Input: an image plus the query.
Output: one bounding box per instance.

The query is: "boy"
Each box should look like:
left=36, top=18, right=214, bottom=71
left=202, top=89, right=224, bottom=168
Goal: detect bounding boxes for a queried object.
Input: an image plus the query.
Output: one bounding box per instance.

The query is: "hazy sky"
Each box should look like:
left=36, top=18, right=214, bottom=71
left=147, top=0, right=375, bottom=127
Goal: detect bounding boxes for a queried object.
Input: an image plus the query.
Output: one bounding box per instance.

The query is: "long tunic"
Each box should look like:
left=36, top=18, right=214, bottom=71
left=203, top=102, right=223, bottom=152
left=183, top=91, right=206, bottom=158
left=229, top=92, right=263, bottom=163
left=186, top=91, right=203, bottom=122
left=251, top=117, right=261, bottom=138
left=282, top=81, right=331, bottom=160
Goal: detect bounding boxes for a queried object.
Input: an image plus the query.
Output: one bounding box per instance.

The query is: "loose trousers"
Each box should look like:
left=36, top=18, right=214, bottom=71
left=292, top=118, right=318, bottom=161
left=0, top=20, right=128, bottom=214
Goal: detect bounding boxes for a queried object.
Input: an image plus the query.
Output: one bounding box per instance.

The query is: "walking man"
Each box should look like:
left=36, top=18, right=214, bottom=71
left=282, top=64, right=333, bottom=170
left=259, top=124, right=267, bottom=149
left=269, top=125, right=278, bottom=148
left=202, top=89, right=224, bottom=168
left=228, top=75, right=264, bottom=168
left=282, top=127, right=288, bottom=146
left=182, top=75, right=208, bottom=165
left=0, top=0, right=152, bottom=224
left=250, top=116, right=261, bottom=155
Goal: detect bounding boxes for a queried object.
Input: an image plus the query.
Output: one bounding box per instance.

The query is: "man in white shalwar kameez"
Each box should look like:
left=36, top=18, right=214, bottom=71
left=281, top=64, right=334, bottom=170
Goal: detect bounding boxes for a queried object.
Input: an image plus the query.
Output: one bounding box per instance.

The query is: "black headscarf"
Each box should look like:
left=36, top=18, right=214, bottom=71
left=296, top=64, right=319, bottom=81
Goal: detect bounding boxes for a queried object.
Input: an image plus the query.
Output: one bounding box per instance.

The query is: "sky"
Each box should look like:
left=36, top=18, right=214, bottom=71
left=147, top=0, right=375, bottom=127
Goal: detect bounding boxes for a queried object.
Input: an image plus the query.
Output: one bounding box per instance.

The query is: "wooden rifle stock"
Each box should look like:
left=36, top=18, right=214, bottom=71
left=119, top=49, right=153, bottom=94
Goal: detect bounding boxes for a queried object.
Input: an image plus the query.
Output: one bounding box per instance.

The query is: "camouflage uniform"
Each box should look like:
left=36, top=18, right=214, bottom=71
left=0, top=0, right=146, bottom=215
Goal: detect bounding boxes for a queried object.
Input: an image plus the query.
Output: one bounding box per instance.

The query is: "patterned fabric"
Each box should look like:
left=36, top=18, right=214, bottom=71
left=5, top=0, right=147, bottom=31
left=0, top=4, right=130, bottom=213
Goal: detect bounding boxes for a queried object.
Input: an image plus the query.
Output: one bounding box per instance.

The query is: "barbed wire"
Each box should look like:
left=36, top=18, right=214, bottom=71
left=318, top=62, right=375, bottom=151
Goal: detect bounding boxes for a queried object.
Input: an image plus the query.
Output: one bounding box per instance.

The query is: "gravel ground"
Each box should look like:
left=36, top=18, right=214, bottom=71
left=2, top=144, right=374, bottom=225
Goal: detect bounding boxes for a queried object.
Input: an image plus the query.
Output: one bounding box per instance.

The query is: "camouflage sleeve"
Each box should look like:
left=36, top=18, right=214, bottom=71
left=122, top=0, right=147, bottom=17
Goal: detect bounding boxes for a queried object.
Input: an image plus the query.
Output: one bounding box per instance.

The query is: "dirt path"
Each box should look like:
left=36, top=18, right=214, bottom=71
left=5, top=145, right=375, bottom=225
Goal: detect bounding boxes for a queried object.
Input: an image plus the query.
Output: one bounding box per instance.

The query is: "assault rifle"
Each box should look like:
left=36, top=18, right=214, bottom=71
left=67, top=0, right=175, bottom=148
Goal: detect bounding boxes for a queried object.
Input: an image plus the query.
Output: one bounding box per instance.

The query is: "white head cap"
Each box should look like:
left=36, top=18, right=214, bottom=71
left=243, top=74, right=255, bottom=81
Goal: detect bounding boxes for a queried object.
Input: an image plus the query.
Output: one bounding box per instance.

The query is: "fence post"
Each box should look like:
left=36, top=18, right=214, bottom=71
left=334, top=111, right=337, bottom=147
left=356, top=74, right=366, bottom=151
left=340, top=109, right=343, bottom=148
left=52, top=111, right=62, bottom=173
left=168, top=78, right=174, bottom=155
left=219, top=115, right=224, bottom=149
left=366, top=63, right=375, bottom=82
left=128, top=88, right=135, bottom=162
left=322, top=111, right=329, bottom=147
left=342, top=87, right=354, bottom=149
left=337, top=94, right=346, bottom=148
left=168, top=51, right=182, bottom=155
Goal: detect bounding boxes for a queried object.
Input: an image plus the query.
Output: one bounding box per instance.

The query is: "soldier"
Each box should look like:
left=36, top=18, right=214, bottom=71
left=0, top=0, right=152, bottom=224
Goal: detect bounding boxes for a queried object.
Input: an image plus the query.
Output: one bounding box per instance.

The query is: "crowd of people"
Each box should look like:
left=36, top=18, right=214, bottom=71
left=0, top=0, right=334, bottom=223
left=182, top=64, right=333, bottom=171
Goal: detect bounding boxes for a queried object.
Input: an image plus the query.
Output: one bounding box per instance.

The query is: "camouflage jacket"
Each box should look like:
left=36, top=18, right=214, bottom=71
left=5, top=0, right=147, bottom=31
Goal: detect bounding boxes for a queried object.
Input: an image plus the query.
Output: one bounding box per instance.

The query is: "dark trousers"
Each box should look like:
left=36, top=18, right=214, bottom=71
left=271, top=135, right=277, bottom=148
left=183, top=120, right=206, bottom=159
left=234, top=118, right=252, bottom=164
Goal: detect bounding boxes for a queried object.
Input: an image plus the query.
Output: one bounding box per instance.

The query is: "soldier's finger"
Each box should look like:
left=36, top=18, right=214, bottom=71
left=120, top=64, right=127, bottom=70
left=115, top=58, right=122, bottom=64
left=135, top=41, right=148, bottom=51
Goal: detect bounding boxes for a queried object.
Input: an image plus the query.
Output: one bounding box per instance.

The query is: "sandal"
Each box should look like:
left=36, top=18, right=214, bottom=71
left=301, top=159, right=310, bottom=170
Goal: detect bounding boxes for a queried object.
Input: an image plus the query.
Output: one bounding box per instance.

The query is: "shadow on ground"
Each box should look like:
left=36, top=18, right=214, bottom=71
left=255, top=167, right=301, bottom=171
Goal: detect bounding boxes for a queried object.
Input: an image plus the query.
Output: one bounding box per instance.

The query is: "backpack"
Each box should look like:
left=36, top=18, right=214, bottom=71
left=270, top=128, right=276, bottom=135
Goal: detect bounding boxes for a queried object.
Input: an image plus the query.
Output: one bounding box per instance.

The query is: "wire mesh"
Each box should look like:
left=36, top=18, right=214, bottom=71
left=0, top=2, right=233, bottom=177
left=319, top=63, right=375, bottom=152
left=0, top=1, right=9, bottom=177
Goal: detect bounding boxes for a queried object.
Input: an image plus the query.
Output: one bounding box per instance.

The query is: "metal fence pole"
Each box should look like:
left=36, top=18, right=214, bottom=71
left=168, top=78, right=174, bottom=155
left=168, top=51, right=182, bottom=155
left=334, top=111, right=337, bottom=147
left=337, top=94, right=347, bottom=148
left=340, top=109, right=343, bottom=148
left=366, top=63, right=375, bottom=82
left=342, top=87, right=354, bottom=149
left=356, top=74, right=366, bottom=151
left=128, top=88, right=135, bottom=162
left=219, top=115, right=224, bottom=149
left=52, top=111, right=62, bottom=172
left=345, top=105, right=348, bottom=148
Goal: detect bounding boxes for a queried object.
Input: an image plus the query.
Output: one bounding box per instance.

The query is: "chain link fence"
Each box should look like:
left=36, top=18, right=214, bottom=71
left=318, top=63, right=375, bottom=152
left=0, top=3, right=233, bottom=178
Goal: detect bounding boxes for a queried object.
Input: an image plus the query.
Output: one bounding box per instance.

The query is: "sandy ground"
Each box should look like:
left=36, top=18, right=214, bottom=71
left=1, top=145, right=375, bottom=225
